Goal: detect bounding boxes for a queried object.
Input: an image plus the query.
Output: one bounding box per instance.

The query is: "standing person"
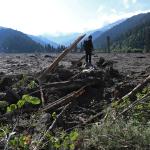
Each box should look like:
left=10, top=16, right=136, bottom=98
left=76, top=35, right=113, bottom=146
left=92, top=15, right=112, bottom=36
left=83, top=35, right=94, bottom=66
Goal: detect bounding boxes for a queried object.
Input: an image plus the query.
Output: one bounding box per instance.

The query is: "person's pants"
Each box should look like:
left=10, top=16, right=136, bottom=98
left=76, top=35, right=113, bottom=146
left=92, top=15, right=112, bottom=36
left=86, top=52, right=92, bottom=64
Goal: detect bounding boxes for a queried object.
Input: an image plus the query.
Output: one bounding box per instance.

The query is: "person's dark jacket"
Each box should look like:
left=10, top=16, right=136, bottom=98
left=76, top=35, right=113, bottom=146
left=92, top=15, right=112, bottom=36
left=84, top=39, right=93, bottom=53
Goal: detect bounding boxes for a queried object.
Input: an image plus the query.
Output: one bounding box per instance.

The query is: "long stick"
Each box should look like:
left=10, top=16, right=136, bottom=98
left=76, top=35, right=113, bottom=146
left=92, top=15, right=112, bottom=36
left=121, top=75, right=150, bottom=101
left=38, top=34, right=86, bottom=81
left=112, top=93, right=150, bottom=124
left=42, top=86, right=86, bottom=112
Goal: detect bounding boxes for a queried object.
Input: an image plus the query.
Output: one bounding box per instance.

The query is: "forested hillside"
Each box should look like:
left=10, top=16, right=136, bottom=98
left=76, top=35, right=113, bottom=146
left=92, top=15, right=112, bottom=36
left=0, top=27, right=44, bottom=53
left=94, top=12, right=150, bottom=52
left=111, top=22, right=150, bottom=52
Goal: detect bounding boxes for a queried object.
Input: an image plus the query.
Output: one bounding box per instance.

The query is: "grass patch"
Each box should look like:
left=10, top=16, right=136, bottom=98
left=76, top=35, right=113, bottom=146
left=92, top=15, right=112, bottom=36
left=78, top=119, right=150, bottom=150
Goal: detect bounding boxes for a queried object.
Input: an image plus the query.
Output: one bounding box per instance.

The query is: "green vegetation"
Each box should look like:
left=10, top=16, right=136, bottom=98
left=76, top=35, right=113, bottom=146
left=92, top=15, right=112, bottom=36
left=78, top=86, right=150, bottom=150
left=7, top=94, right=40, bottom=112
left=79, top=118, right=150, bottom=150
left=94, top=12, right=150, bottom=53
left=111, top=23, right=150, bottom=53
left=0, top=81, right=150, bottom=149
left=43, top=130, right=79, bottom=150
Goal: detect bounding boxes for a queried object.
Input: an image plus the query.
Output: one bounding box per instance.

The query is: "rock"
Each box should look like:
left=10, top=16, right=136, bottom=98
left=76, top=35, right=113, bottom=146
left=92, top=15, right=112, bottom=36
left=146, top=66, right=150, bottom=73
left=106, top=66, right=121, bottom=78
left=5, top=87, right=20, bottom=104
left=96, top=57, right=105, bottom=68
left=36, top=113, right=51, bottom=131
left=71, top=61, right=82, bottom=67
left=57, top=68, right=74, bottom=80
left=40, top=113, right=51, bottom=123
left=29, top=55, right=36, bottom=58
left=31, top=113, right=51, bottom=142
left=45, top=74, right=60, bottom=82
left=0, top=72, right=5, bottom=76
left=71, top=60, right=77, bottom=65
left=16, top=56, right=20, bottom=59
left=77, top=62, right=83, bottom=67
left=0, top=101, right=8, bottom=114
left=0, top=92, right=6, bottom=99
left=44, top=55, right=52, bottom=58
left=0, top=76, right=13, bottom=91
left=0, top=101, right=8, bottom=109
left=93, top=54, right=98, bottom=58
left=0, top=141, right=4, bottom=149
left=102, top=60, right=113, bottom=68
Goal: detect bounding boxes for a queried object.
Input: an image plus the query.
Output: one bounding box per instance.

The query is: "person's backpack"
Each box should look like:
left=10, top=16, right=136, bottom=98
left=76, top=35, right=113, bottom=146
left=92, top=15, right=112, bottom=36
left=83, top=40, right=89, bottom=51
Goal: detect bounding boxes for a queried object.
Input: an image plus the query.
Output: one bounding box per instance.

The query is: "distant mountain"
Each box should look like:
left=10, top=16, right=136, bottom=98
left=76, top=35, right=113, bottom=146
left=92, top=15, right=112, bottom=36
left=111, top=16, right=150, bottom=52
left=94, top=12, right=150, bottom=51
left=0, top=27, right=6, bottom=30
left=41, top=33, right=80, bottom=46
left=29, top=35, right=58, bottom=48
left=0, top=27, right=44, bottom=53
left=40, top=19, right=125, bottom=47
left=89, top=19, right=126, bottom=41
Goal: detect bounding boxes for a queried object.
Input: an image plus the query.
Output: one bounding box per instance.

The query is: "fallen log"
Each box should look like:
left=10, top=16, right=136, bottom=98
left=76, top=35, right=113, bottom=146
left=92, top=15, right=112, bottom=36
left=42, top=86, right=86, bottom=112
left=48, top=79, right=102, bottom=93
left=29, top=81, right=71, bottom=95
left=44, top=79, right=95, bottom=89
left=30, top=78, right=103, bottom=96
left=38, top=34, right=85, bottom=81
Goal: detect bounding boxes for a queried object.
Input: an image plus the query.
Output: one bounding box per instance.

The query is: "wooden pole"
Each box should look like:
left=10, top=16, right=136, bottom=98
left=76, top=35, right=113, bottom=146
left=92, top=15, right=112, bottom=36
left=38, top=34, right=86, bottom=81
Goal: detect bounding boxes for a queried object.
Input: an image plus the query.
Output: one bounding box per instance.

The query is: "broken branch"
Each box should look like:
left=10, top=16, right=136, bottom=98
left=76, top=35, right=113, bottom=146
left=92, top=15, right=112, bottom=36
left=42, top=86, right=86, bottom=112
left=119, top=75, right=150, bottom=102
left=38, top=34, right=86, bottom=81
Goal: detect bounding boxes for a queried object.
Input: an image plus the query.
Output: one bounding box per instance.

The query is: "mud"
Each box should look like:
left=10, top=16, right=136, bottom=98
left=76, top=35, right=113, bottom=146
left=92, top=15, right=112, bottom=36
left=0, top=53, right=149, bottom=76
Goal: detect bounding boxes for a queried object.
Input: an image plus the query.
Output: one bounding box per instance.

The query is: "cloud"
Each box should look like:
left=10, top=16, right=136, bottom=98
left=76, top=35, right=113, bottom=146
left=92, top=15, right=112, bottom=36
left=123, top=0, right=130, bottom=8
left=97, top=5, right=104, bottom=13
left=0, top=0, right=148, bottom=35
left=123, top=0, right=137, bottom=8
left=94, top=9, right=150, bottom=31
left=111, top=9, right=117, bottom=13
left=0, top=0, right=87, bottom=35
left=132, top=0, right=137, bottom=4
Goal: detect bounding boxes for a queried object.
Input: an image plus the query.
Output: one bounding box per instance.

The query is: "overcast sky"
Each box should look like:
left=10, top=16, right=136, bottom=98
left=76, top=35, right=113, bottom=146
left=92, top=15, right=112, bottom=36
left=0, top=0, right=150, bottom=35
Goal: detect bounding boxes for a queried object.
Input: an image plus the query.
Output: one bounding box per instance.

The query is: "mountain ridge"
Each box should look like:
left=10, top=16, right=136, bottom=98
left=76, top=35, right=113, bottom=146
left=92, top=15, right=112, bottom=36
left=0, top=27, right=44, bottom=53
left=29, top=35, right=58, bottom=48
left=39, top=19, right=125, bottom=46
left=94, top=12, right=150, bottom=51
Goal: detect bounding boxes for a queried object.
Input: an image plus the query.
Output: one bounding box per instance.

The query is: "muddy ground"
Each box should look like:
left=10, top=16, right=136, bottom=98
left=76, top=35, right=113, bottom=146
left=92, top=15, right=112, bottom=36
left=0, top=53, right=150, bottom=79
left=0, top=52, right=150, bottom=105
left=0, top=52, right=150, bottom=149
